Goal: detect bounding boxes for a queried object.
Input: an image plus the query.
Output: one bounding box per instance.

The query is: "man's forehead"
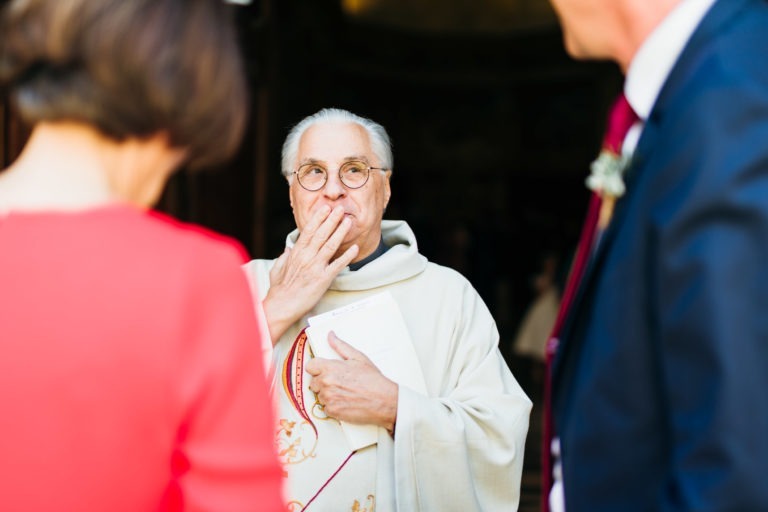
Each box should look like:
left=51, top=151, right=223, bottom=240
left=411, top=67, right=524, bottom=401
left=298, top=155, right=371, bottom=166
left=298, top=122, right=374, bottom=163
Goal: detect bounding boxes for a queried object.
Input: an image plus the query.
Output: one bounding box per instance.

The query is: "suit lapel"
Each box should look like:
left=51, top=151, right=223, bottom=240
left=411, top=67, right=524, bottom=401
left=551, top=0, right=751, bottom=387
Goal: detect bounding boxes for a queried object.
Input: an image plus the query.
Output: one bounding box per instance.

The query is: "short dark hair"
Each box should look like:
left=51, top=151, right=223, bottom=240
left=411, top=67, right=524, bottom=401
left=0, top=0, right=248, bottom=169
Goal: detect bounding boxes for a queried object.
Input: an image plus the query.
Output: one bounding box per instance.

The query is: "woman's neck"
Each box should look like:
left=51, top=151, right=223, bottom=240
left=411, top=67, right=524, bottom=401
left=0, top=121, right=184, bottom=212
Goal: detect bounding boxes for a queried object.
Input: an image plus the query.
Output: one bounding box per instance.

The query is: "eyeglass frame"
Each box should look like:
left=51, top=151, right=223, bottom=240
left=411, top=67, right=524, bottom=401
left=290, top=160, right=390, bottom=192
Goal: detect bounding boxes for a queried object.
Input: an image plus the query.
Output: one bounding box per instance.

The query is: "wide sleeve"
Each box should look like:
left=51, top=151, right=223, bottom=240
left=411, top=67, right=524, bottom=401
left=167, top=245, right=285, bottom=511
left=241, top=259, right=277, bottom=384
left=392, top=277, right=532, bottom=511
left=653, top=81, right=768, bottom=510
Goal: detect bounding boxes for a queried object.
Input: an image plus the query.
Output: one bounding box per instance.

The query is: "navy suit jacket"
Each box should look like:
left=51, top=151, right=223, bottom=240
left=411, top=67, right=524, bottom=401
left=552, top=0, right=768, bottom=510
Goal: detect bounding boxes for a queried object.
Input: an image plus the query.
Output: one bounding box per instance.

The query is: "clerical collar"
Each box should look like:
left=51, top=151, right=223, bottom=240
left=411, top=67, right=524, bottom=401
left=348, top=238, right=388, bottom=271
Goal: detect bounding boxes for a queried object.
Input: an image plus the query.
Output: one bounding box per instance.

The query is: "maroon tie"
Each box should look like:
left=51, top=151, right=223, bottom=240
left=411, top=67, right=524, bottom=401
left=540, top=93, right=639, bottom=512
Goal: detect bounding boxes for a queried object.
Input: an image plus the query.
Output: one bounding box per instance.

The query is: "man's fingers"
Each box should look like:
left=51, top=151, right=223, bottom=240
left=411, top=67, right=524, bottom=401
left=294, top=205, right=332, bottom=249
left=269, top=247, right=291, bottom=280
left=327, top=244, right=359, bottom=275
left=328, top=331, right=365, bottom=361
left=318, top=215, right=352, bottom=258
left=305, top=363, right=320, bottom=377
left=308, top=206, right=346, bottom=250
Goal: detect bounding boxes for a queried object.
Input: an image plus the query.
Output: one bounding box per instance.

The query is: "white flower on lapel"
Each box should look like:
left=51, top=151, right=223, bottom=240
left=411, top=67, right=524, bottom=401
left=586, top=150, right=631, bottom=198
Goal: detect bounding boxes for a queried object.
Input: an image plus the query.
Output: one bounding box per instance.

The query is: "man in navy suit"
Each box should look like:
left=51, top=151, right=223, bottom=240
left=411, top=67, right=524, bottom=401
left=545, top=0, right=768, bottom=510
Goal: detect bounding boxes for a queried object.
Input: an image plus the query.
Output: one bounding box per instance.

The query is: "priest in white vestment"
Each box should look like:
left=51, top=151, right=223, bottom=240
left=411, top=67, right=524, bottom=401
left=244, top=107, right=532, bottom=512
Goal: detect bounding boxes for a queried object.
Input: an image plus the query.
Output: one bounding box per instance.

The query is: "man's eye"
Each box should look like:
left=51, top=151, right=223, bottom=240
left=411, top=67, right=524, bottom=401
left=303, top=166, right=325, bottom=176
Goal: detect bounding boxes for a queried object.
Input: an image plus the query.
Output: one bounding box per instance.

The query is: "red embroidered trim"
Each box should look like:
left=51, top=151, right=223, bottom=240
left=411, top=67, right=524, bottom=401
left=301, top=451, right=356, bottom=511
left=282, top=328, right=318, bottom=437
left=282, top=328, right=358, bottom=510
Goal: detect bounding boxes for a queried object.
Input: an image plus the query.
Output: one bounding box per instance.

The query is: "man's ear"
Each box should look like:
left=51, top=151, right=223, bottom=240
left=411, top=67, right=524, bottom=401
left=288, top=177, right=295, bottom=210
left=383, top=171, right=392, bottom=211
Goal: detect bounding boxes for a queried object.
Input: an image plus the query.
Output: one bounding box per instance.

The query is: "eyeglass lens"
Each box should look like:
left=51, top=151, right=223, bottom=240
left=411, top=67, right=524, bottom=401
left=296, top=161, right=370, bottom=190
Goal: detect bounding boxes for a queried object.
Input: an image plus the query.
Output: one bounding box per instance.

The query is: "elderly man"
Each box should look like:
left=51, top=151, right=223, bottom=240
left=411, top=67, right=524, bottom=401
left=244, top=108, right=531, bottom=511
left=543, top=0, right=768, bottom=510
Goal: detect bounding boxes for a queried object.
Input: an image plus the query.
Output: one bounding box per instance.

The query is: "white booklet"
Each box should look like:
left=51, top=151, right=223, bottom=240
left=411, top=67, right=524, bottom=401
left=305, top=291, right=427, bottom=451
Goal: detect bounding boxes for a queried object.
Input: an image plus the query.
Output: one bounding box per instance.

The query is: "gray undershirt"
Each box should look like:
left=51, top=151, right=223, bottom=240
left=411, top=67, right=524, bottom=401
left=348, top=238, right=388, bottom=271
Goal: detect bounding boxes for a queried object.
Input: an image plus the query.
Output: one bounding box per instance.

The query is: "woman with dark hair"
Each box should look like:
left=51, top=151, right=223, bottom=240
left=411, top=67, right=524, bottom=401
left=0, top=0, right=284, bottom=510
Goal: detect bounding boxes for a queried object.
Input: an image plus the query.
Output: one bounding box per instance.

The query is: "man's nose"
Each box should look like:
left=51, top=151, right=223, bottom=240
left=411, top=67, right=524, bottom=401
left=323, top=171, right=347, bottom=199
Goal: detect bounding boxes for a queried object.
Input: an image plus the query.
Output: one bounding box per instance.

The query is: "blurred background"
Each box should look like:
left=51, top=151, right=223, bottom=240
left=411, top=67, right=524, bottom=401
left=1, top=1, right=623, bottom=509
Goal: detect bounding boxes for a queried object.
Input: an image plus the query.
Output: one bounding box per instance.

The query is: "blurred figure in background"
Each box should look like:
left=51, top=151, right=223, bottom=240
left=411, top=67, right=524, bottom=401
left=0, top=0, right=284, bottom=510
left=512, top=250, right=562, bottom=365
left=511, top=250, right=563, bottom=395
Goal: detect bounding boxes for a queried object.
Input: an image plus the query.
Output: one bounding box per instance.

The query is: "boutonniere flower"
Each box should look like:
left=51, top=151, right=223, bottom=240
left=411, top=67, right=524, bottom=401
left=586, top=150, right=631, bottom=198
left=586, top=149, right=633, bottom=229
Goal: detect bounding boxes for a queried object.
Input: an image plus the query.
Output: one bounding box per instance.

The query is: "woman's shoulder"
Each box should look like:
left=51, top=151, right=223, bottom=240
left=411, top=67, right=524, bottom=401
left=140, top=208, right=249, bottom=264
left=79, top=205, right=251, bottom=280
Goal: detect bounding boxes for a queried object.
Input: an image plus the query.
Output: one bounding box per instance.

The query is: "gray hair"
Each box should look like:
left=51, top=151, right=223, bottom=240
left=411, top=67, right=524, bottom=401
left=280, top=108, right=393, bottom=178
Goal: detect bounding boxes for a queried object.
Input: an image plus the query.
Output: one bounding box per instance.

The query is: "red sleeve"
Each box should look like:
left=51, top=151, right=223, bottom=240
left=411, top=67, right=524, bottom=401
left=164, top=241, right=284, bottom=511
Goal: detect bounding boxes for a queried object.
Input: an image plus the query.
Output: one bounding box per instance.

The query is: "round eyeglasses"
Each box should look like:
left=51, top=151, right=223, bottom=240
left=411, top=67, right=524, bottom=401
left=292, top=160, right=388, bottom=191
